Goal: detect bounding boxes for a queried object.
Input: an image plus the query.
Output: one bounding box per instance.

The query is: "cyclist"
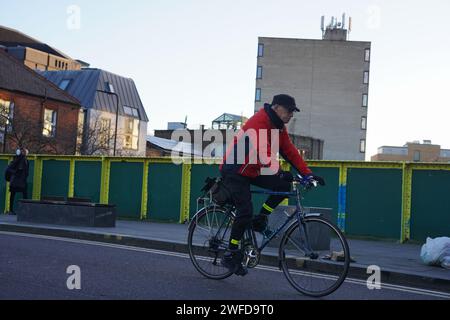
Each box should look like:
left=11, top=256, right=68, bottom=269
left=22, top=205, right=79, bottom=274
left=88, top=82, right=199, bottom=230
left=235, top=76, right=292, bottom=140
left=219, top=94, right=325, bottom=276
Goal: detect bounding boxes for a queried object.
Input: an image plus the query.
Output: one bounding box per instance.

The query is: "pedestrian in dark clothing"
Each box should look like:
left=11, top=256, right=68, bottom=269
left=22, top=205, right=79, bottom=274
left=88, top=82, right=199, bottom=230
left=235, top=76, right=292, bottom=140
left=7, top=148, right=29, bottom=214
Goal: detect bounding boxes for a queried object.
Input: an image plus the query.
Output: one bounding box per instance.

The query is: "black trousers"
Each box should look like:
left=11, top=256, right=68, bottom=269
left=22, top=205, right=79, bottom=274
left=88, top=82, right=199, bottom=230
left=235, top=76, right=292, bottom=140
left=221, top=171, right=291, bottom=243
left=10, top=189, right=28, bottom=212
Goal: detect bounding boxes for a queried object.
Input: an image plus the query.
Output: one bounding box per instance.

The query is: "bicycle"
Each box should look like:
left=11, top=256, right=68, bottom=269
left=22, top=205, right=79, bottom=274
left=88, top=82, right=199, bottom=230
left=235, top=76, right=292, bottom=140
left=187, top=174, right=350, bottom=297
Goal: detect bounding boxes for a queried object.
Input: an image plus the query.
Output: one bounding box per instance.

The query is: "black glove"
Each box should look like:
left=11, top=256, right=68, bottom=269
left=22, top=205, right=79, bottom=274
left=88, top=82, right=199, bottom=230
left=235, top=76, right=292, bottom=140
left=305, top=174, right=326, bottom=186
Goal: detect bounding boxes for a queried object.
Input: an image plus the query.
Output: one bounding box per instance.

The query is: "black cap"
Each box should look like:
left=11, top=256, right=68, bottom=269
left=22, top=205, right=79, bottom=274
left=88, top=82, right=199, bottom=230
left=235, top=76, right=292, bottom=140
left=271, top=94, right=300, bottom=112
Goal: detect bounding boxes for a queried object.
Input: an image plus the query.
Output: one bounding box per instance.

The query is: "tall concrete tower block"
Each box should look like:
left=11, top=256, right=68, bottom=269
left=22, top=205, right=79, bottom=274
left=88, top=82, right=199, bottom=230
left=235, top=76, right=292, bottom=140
left=255, top=15, right=371, bottom=160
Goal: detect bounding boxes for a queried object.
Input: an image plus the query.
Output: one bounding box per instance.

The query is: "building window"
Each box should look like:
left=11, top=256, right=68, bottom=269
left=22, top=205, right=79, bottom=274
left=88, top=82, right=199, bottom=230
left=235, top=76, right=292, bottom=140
left=362, top=94, right=368, bottom=107
left=258, top=44, right=264, bottom=57
left=0, top=99, right=13, bottom=134
left=361, top=116, right=367, bottom=130
left=76, top=110, right=85, bottom=154
left=360, top=139, right=366, bottom=153
left=413, top=150, right=421, bottom=162
left=365, top=48, right=371, bottom=62
left=256, top=66, right=263, bottom=79
left=55, top=60, right=58, bottom=67
left=105, top=82, right=115, bottom=93
left=58, top=79, right=72, bottom=90
left=255, top=88, right=261, bottom=102
left=43, top=109, right=57, bottom=137
left=123, top=106, right=140, bottom=118
left=124, top=118, right=139, bottom=150
left=363, top=71, right=370, bottom=84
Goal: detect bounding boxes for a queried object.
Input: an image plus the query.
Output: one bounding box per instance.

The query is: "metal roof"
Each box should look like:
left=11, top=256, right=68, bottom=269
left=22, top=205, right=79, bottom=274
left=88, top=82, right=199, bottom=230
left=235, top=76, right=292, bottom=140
left=0, top=25, right=71, bottom=59
left=212, top=113, right=247, bottom=123
left=147, top=136, right=203, bottom=157
left=0, top=49, right=80, bottom=106
left=39, top=69, right=149, bottom=122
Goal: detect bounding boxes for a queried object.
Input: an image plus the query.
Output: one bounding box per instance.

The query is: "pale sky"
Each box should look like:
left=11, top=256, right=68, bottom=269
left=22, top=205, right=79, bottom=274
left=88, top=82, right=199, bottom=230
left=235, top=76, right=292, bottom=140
left=1, top=0, right=449, bottom=159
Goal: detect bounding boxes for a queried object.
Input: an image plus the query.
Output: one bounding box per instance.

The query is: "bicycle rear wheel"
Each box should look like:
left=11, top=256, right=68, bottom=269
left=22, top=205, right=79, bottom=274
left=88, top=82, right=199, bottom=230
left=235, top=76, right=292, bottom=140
left=188, top=206, right=234, bottom=280
left=279, top=216, right=350, bottom=297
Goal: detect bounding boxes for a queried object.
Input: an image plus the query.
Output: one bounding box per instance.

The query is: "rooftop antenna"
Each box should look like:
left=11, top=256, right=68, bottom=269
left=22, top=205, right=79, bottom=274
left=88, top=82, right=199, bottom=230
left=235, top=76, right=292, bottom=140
left=321, top=15, right=325, bottom=36
left=348, top=16, right=352, bottom=40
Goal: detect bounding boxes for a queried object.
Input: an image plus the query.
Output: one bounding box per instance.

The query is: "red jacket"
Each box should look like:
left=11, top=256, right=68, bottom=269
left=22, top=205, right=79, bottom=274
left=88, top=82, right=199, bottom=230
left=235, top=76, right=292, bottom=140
left=220, top=105, right=312, bottom=178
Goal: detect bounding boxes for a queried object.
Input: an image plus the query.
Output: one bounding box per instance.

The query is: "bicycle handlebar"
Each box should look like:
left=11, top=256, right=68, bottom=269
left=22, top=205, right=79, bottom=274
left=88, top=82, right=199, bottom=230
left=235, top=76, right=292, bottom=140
left=293, top=174, right=319, bottom=188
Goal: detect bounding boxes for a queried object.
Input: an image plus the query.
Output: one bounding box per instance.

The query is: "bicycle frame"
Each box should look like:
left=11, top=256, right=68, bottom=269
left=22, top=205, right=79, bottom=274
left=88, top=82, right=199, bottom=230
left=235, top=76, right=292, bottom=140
left=189, top=178, right=350, bottom=297
left=193, top=180, right=320, bottom=258
left=246, top=182, right=319, bottom=255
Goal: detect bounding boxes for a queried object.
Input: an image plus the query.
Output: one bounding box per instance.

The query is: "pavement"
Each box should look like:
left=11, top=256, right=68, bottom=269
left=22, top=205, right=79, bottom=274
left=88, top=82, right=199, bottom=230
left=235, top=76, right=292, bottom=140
left=0, top=214, right=449, bottom=293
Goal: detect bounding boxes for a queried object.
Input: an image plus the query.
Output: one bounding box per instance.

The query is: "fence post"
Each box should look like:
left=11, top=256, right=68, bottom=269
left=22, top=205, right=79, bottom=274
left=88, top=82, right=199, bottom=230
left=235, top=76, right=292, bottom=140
left=68, top=158, right=75, bottom=198
left=179, top=162, right=192, bottom=223
left=100, top=157, right=111, bottom=205
left=140, top=159, right=149, bottom=220
left=401, top=162, right=412, bottom=243
left=338, top=163, right=348, bottom=232
left=32, top=156, right=43, bottom=201
left=4, top=156, right=12, bottom=213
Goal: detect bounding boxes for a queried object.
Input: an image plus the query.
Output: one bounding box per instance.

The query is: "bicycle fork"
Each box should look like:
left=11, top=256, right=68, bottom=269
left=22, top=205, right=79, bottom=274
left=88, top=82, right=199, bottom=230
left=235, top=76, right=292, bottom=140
left=296, top=218, right=319, bottom=260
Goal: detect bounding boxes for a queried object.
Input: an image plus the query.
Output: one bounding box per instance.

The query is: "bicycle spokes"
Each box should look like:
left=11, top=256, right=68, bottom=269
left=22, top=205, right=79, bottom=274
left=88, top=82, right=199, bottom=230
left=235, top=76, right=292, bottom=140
left=280, top=217, right=350, bottom=297
left=188, top=207, right=235, bottom=279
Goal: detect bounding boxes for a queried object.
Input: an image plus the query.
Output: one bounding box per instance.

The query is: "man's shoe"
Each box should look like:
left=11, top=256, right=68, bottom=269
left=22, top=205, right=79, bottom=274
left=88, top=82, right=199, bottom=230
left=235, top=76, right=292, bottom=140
left=221, top=249, right=248, bottom=276
left=252, top=214, right=268, bottom=233
left=234, top=264, right=248, bottom=276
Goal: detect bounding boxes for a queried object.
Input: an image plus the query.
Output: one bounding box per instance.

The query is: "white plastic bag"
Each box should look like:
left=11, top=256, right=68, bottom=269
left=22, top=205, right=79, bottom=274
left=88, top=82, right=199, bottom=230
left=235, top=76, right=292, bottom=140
left=420, top=237, right=450, bottom=267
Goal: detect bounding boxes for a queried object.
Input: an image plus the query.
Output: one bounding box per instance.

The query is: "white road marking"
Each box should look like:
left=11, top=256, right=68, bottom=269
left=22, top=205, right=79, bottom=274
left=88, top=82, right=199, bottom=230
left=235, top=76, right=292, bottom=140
left=1, top=231, right=449, bottom=299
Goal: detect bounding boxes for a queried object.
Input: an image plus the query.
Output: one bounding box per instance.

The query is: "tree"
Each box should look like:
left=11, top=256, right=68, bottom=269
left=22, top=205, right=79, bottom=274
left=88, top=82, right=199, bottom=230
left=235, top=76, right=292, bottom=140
left=77, top=112, right=116, bottom=156
left=7, top=112, right=76, bottom=154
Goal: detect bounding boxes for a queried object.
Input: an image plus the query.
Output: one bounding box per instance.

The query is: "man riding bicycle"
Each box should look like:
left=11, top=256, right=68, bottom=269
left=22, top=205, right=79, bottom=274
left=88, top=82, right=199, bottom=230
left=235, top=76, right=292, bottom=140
left=219, top=94, right=325, bottom=276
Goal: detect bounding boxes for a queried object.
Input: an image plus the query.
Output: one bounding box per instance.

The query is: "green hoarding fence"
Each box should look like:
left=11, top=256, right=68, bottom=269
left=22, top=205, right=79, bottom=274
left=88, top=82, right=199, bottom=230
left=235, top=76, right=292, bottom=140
left=74, top=161, right=102, bottom=203
left=1, top=155, right=449, bottom=243
left=108, top=161, right=143, bottom=218
left=289, top=166, right=340, bottom=227
left=41, top=159, right=70, bottom=199
left=147, top=162, right=182, bottom=222
left=189, top=163, right=219, bottom=219
left=410, top=169, right=450, bottom=242
left=345, top=168, right=403, bottom=240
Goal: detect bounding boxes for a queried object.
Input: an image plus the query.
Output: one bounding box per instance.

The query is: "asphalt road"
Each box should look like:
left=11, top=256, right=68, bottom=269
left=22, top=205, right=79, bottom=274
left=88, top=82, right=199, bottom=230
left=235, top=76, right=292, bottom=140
left=0, top=231, right=449, bottom=301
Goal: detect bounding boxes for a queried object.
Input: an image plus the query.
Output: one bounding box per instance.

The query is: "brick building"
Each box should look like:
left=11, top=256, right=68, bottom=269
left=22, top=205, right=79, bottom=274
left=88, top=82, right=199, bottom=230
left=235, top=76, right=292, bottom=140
left=0, top=49, right=81, bottom=154
left=0, top=25, right=82, bottom=71
left=371, top=141, right=450, bottom=163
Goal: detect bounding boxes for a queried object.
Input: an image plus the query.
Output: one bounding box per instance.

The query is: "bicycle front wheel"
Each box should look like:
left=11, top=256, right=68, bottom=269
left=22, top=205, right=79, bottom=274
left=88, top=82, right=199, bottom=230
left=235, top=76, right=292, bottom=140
left=188, top=206, right=234, bottom=280
left=279, top=216, right=350, bottom=297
